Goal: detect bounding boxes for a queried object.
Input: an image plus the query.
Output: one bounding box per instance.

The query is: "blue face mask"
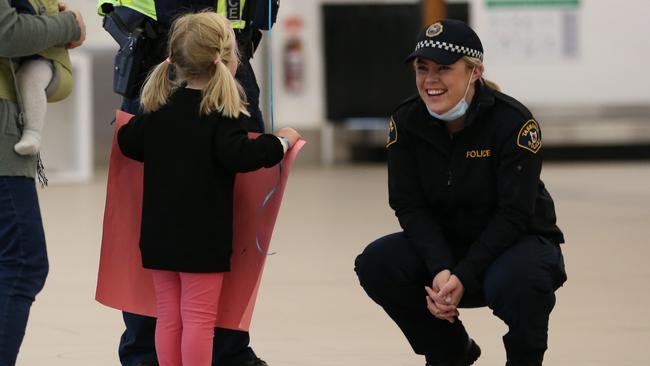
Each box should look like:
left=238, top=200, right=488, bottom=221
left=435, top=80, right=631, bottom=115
left=427, top=67, right=475, bottom=122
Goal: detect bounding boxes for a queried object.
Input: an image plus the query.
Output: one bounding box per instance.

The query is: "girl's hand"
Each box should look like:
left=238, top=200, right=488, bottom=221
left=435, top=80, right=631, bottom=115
left=276, top=127, right=301, bottom=147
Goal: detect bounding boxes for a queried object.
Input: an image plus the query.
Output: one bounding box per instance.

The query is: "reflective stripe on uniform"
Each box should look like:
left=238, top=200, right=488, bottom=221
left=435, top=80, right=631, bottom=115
left=98, top=0, right=250, bottom=28
left=97, top=0, right=157, bottom=20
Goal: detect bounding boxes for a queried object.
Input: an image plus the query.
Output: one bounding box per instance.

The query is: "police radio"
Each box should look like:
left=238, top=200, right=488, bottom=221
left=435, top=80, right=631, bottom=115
left=102, top=4, right=159, bottom=98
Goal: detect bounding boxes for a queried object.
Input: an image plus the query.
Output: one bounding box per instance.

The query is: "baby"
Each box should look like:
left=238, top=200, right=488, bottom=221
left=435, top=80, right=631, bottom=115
left=11, top=0, right=73, bottom=156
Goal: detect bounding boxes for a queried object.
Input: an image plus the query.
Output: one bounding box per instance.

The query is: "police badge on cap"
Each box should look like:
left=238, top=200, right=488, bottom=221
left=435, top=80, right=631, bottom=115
left=426, top=22, right=444, bottom=37
left=406, top=19, right=484, bottom=65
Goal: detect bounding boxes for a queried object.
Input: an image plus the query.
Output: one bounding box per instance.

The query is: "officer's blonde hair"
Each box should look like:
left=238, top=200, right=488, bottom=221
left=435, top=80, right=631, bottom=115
left=462, top=56, right=501, bottom=91
left=140, top=12, right=249, bottom=117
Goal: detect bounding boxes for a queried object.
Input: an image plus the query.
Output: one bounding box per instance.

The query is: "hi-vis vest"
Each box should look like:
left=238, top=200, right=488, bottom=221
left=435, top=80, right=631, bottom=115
left=0, top=0, right=73, bottom=103
left=97, top=0, right=248, bottom=29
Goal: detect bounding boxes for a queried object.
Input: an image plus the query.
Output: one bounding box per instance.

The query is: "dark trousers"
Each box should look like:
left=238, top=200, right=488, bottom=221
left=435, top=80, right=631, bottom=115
left=117, top=60, right=265, bottom=366
left=354, top=232, right=566, bottom=365
left=119, top=312, right=257, bottom=366
left=0, top=177, right=48, bottom=366
left=235, top=61, right=264, bottom=134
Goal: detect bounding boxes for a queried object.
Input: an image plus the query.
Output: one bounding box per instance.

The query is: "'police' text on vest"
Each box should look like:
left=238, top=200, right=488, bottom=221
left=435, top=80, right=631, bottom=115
left=466, top=149, right=492, bottom=159
left=227, top=0, right=240, bottom=21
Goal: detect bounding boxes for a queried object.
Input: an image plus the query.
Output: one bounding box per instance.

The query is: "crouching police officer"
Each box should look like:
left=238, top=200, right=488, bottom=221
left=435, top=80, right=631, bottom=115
left=97, top=1, right=279, bottom=365
left=354, top=19, right=567, bottom=366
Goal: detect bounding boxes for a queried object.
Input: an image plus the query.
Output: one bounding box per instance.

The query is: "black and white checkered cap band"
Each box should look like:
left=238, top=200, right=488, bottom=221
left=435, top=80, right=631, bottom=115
left=415, top=40, right=483, bottom=61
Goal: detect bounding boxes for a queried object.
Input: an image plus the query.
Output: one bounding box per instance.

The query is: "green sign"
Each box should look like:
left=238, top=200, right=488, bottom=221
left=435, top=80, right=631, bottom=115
left=487, top=0, right=579, bottom=7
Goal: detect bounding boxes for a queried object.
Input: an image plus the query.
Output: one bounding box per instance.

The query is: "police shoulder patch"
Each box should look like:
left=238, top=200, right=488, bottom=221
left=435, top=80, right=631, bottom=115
left=386, top=117, right=398, bottom=148
left=517, top=119, right=542, bottom=154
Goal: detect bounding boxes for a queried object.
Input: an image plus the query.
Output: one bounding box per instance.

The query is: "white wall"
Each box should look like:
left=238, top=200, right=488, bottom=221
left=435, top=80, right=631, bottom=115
left=271, top=0, right=650, bottom=128
left=64, top=0, right=116, bottom=49
left=67, top=0, right=650, bottom=132
left=267, top=0, right=418, bottom=129
left=472, top=0, right=650, bottom=106
left=66, top=0, right=421, bottom=130
left=270, top=0, right=650, bottom=128
left=265, top=0, right=325, bottom=129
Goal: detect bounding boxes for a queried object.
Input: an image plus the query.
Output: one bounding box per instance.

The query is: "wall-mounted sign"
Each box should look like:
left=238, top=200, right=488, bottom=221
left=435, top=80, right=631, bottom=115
left=486, top=0, right=579, bottom=7
left=482, top=0, right=580, bottom=62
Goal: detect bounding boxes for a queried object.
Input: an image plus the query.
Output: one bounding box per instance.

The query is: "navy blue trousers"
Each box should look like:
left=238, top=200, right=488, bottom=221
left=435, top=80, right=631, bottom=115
left=235, top=61, right=264, bottom=134
left=355, top=232, right=566, bottom=366
left=117, top=60, right=265, bottom=366
left=0, top=177, right=48, bottom=366
left=119, top=313, right=257, bottom=366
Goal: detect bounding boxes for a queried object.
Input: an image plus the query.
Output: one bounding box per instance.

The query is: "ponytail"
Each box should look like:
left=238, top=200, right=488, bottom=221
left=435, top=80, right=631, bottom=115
left=151, top=12, right=251, bottom=117
left=462, top=56, right=501, bottom=92
left=482, top=78, right=501, bottom=92
left=140, top=61, right=175, bottom=113
left=200, top=62, right=250, bottom=118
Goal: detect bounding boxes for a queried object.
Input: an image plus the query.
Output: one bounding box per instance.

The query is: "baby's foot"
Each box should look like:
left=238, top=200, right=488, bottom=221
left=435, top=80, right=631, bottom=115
left=14, top=130, right=41, bottom=156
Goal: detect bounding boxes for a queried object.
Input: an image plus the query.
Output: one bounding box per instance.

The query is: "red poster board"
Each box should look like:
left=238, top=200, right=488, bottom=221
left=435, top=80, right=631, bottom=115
left=96, top=110, right=305, bottom=331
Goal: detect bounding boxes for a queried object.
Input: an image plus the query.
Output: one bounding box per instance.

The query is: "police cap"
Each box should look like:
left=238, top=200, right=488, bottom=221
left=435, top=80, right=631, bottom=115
left=406, top=19, right=483, bottom=65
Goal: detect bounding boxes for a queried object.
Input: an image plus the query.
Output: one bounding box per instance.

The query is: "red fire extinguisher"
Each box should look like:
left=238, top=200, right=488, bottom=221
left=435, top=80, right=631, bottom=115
left=283, top=17, right=304, bottom=94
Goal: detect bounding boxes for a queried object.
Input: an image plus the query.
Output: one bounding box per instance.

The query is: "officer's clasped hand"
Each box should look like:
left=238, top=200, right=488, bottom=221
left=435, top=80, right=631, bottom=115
left=425, top=269, right=465, bottom=323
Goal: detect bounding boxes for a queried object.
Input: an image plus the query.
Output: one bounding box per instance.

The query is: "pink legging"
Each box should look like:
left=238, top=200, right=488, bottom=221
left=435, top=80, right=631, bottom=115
left=151, top=270, right=224, bottom=366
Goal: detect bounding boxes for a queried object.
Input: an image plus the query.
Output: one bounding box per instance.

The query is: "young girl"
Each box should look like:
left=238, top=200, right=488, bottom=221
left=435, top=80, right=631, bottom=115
left=117, top=12, right=300, bottom=366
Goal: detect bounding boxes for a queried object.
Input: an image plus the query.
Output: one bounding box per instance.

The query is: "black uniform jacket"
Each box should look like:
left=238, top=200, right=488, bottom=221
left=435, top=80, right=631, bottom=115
left=118, top=87, right=284, bottom=273
left=387, top=82, right=564, bottom=295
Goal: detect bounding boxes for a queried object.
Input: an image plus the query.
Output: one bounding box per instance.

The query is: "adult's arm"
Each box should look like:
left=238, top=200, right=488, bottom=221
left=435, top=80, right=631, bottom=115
left=387, top=116, right=455, bottom=279
left=452, top=116, right=543, bottom=295
left=0, top=0, right=81, bottom=57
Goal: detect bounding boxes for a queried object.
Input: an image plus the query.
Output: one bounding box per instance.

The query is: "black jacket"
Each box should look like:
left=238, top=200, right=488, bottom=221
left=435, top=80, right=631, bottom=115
left=387, top=82, right=564, bottom=295
left=118, top=87, right=284, bottom=273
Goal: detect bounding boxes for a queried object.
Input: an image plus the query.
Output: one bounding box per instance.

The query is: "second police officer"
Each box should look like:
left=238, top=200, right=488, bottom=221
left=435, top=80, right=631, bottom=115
left=354, top=19, right=567, bottom=366
left=97, top=1, right=279, bottom=365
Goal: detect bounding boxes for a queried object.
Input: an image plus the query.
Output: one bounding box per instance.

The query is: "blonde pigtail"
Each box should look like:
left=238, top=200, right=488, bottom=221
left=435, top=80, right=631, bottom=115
left=140, top=61, right=174, bottom=113
left=158, top=12, right=252, bottom=117
left=200, top=61, right=249, bottom=118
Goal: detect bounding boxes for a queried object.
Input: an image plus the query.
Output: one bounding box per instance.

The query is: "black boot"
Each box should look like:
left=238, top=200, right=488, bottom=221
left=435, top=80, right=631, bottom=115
left=239, top=357, right=269, bottom=366
left=426, top=338, right=481, bottom=366
left=505, top=361, right=542, bottom=366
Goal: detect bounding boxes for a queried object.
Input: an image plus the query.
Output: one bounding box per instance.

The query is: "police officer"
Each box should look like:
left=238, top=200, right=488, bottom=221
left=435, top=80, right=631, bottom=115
left=98, top=1, right=278, bottom=365
left=99, top=0, right=277, bottom=132
left=354, top=19, right=567, bottom=366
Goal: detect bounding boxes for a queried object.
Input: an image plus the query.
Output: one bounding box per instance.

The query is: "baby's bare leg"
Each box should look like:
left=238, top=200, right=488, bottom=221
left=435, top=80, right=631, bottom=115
left=14, top=58, right=54, bottom=156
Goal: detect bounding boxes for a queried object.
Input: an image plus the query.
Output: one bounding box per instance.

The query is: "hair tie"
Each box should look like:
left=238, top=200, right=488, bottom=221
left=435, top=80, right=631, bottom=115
left=213, top=56, right=222, bottom=65
left=165, top=57, right=173, bottom=64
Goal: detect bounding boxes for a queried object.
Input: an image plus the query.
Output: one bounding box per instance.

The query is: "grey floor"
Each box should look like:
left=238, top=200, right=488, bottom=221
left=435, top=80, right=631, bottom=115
left=17, top=162, right=650, bottom=365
